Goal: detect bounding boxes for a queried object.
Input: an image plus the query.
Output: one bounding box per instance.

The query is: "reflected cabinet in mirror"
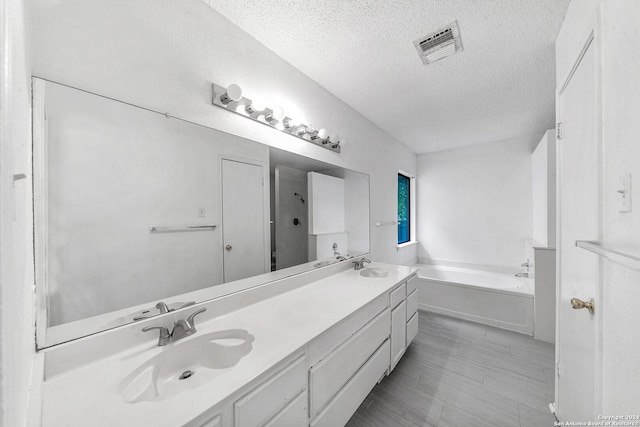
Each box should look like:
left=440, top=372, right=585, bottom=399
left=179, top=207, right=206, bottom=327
left=33, top=78, right=370, bottom=348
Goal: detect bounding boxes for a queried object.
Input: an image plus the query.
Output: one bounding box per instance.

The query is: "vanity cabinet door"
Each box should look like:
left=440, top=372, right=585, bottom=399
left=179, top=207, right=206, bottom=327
left=390, top=300, right=407, bottom=371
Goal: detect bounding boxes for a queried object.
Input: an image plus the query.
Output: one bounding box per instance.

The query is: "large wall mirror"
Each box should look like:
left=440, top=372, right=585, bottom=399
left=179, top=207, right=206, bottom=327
left=33, top=78, right=370, bottom=348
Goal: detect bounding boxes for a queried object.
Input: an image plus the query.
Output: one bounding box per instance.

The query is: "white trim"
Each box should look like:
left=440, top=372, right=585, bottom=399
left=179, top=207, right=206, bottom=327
left=397, top=170, right=416, bottom=245
left=32, top=78, right=49, bottom=349
left=396, top=241, right=418, bottom=249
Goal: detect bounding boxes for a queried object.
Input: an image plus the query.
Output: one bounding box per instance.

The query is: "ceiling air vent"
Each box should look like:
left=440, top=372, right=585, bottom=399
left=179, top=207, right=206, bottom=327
left=413, top=21, right=463, bottom=65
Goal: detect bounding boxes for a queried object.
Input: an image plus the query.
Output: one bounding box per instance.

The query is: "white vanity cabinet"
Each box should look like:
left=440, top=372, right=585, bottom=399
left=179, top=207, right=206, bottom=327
left=390, top=276, right=419, bottom=372
left=44, top=264, right=420, bottom=427
left=406, top=276, right=419, bottom=346
left=308, top=295, right=390, bottom=427
left=187, top=353, right=308, bottom=427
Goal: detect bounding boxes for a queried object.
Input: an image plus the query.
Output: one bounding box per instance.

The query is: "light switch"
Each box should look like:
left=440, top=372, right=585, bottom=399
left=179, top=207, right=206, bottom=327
left=618, top=173, right=632, bottom=212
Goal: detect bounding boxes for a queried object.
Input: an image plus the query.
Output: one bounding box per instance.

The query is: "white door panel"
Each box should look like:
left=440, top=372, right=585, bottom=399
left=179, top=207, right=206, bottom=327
left=557, top=39, right=599, bottom=421
left=222, top=159, right=267, bottom=283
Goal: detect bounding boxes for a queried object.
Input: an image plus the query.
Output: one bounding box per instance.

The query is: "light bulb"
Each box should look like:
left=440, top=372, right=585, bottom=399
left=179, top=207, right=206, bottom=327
left=219, top=84, right=242, bottom=105
left=271, top=107, right=285, bottom=121
left=317, top=128, right=328, bottom=139
left=329, top=134, right=339, bottom=143
left=339, top=138, right=348, bottom=148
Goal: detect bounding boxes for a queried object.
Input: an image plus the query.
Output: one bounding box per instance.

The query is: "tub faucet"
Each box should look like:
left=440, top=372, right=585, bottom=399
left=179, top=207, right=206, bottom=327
left=521, top=259, right=531, bottom=272
left=353, top=258, right=371, bottom=270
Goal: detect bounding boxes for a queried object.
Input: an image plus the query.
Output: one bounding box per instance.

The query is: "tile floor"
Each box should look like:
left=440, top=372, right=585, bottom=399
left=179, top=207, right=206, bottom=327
left=347, top=311, right=557, bottom=427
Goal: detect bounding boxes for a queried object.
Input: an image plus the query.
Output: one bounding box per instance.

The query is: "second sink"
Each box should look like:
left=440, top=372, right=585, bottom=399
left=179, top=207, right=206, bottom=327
left=360, top=267, right=391, bottom=278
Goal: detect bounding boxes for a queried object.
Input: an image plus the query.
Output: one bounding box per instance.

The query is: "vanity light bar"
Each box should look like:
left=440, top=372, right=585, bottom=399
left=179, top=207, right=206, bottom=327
left=211, top=83, right=343, bottom=153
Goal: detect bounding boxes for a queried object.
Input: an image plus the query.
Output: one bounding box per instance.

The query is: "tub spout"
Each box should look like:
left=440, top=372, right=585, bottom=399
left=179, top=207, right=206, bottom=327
left=515, top=272, right=529, bottom=278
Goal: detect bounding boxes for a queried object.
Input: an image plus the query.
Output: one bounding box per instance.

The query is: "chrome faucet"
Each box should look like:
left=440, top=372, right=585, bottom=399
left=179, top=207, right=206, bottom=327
left=133, top=300, right=196, bottom=321
left=352, top=258, right=371, bottom=270
left=142, top=307, right=207, bottom=346
left=156, top=301, right=170, bottom=314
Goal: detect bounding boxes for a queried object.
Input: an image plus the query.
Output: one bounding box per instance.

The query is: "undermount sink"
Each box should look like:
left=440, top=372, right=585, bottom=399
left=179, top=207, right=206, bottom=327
left=117, top=329, right=254, bottom=403
left=360, top=267, right=391, bottom=278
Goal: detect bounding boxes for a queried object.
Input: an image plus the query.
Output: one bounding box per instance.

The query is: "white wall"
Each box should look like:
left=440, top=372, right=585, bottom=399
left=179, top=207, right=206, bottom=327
left=598, top=0, right=640, bottom=413
left=1, top=1, right=418, bottom=424
left=557, top=0, right=640, bottom=413
left=416, top=135, right=537, bottom=270
left=0, top=1, right=36, bottom=426
left=531, top=130, right=556, bottom=247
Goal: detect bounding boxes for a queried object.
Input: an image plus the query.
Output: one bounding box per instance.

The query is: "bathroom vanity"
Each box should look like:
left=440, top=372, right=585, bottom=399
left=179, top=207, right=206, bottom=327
left=40, top=262, right=418, bottom=426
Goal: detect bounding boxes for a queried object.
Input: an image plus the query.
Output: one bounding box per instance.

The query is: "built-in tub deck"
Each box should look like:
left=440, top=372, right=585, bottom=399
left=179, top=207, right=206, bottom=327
left=413, top=264, right=534, bottom=335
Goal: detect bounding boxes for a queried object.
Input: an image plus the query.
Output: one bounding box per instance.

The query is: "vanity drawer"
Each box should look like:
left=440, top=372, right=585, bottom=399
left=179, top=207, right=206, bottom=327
left=390, top=283, right=406, bottom=308
left=407, top=311, right=419, bottom=346
left=406, top=288, right=418, bottom=321
left=406, top=275, right=418, bottom=295
left=234, top=353, right=307, bottom=427
left=310, top=308, right=390, bottom=415
left=309, top=293, right=387, bottom=366
left=310, top=339, right=391, bottom=427
left=198, top=415, right=222, bottom=427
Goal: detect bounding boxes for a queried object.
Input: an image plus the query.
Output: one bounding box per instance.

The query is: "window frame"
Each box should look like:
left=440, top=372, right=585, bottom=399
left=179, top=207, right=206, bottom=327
left=397, top=170, right=415, bottom=246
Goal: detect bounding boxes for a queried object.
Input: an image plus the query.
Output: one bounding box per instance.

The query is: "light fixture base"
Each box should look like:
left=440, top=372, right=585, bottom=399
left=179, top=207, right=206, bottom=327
left=211, top=83, right=341, bottom=153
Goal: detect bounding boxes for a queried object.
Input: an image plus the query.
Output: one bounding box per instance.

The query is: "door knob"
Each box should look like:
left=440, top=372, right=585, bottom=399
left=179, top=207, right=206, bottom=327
left=225, top=245, right=232, bottom=251
left=571, top=297, right=595, bottom=314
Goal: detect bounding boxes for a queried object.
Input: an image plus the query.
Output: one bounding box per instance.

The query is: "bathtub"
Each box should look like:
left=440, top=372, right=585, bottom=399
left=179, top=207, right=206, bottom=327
left=413, top=264, right=534, bottom=335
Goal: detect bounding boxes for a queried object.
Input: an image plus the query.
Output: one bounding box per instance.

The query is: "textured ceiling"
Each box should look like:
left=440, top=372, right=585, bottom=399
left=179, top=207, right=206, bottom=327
left=205, top=0, right=570, bottom=154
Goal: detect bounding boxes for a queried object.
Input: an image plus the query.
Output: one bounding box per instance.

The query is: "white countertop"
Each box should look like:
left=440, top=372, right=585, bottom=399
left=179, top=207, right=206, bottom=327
left=41, top=263, right=416, bottom=427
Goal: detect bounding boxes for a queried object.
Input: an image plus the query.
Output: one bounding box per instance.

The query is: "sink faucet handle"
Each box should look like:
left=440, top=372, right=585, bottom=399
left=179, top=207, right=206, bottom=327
left=142, top=325, right=171, bottom=346
left=186, top=308, right=207, bottom=329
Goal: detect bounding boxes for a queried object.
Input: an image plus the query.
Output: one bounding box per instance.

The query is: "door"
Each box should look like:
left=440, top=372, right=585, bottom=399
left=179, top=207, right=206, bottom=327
left=556, top=38, right=599, bottom=421
left=222, top=159, right=267, bottom=282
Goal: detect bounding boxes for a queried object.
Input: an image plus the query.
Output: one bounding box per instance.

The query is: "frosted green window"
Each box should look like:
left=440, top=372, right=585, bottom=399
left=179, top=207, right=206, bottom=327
left=398, top=173, right=410, bottom=244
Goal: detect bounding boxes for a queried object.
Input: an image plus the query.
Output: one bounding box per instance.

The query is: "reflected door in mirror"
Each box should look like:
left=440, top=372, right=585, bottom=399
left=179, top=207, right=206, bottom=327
left=222, top=159, right=268, bottom=282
